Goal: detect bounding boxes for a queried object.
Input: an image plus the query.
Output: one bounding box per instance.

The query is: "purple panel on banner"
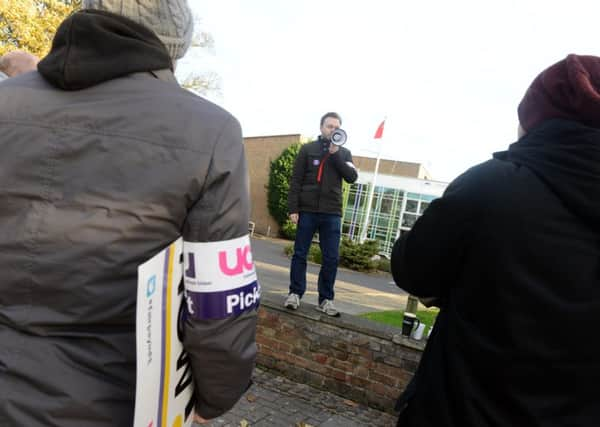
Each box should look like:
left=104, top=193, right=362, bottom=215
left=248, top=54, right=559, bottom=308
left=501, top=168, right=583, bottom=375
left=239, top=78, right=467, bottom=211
left=186, top=281, right=260, bottom=320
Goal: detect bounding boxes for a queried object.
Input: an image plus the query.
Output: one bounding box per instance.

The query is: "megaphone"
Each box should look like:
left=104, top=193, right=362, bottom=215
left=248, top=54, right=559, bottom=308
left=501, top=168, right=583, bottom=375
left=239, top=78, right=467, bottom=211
left=330, top=128, right=347, bottom=146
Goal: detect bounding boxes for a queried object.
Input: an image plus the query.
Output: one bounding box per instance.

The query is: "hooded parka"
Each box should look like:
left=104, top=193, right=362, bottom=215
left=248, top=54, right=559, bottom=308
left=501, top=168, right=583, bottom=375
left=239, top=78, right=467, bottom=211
left=392, top=119, right=600, bottom=426
left=0, top=10, right=257, bottom=426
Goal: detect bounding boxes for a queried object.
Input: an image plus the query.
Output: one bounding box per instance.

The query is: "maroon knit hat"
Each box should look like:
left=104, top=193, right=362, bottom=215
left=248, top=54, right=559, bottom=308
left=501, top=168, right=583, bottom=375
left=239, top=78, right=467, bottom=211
left=518, top=54, right=600, bottom=131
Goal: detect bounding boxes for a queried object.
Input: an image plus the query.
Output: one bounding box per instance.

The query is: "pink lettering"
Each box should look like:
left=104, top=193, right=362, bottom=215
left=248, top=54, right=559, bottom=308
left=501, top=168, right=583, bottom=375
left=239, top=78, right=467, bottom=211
left=241, top=245, right=253, bottom=270
left=218, top=245, right=253, bottom=276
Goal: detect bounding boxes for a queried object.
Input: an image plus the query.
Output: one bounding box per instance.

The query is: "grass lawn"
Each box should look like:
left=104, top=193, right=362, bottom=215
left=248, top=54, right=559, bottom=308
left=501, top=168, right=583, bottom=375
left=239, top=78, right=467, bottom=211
left=360, top=308, right=439, bottom=330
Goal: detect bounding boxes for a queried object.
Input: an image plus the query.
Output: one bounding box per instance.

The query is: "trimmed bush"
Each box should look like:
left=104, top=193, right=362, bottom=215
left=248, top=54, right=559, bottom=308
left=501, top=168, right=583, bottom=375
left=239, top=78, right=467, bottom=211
left=308, top=244, right=322, bottom=264
left=285, top=239, right=386, bottom=273
left=283, top=243, right=322, bottom=264
left=377, top=257, right=391, bottom=273
left=280, top=219, right=297, bottom=240
left=339, top=238, right=379, bottom=272
left=283, top=243, right=294, bottom=257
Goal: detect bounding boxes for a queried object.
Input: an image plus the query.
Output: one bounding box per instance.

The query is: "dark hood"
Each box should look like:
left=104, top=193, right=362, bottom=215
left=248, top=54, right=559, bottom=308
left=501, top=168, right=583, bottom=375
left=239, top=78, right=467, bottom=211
left=38, top=9, right=172, bottom=90
left=494, top=119, right=600, bottom=230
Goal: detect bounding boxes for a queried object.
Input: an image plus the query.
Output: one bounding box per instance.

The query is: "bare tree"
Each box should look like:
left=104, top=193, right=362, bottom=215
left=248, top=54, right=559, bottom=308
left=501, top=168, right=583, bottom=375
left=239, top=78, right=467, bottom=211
left=181, top=72, right=221, bottom=97
left=179, top=17, right=222, bottom=99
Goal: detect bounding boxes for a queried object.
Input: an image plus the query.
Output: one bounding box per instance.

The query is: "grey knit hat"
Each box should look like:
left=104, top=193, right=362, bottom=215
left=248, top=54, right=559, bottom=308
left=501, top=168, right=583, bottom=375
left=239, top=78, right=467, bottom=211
left=82, top=0, right=194, bottom=60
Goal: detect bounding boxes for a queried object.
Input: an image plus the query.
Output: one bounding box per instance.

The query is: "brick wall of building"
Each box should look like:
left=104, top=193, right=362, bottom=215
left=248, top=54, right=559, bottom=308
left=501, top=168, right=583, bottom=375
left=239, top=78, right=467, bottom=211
left=244, top=134, right=302, bottom=236
left=256, top=296, right=424, bottom=414
left=352, top=157, right=431, bottom=180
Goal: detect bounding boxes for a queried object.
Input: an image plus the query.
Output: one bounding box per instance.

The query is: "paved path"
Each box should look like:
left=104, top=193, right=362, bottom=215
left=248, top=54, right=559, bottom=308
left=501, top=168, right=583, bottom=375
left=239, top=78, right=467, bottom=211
left=195, top=368, right=397, bottom=427
left=251, top=236, right=409, bottom=315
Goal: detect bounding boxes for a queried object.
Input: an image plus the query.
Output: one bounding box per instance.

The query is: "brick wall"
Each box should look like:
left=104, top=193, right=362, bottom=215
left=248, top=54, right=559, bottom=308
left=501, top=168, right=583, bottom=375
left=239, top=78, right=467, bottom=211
left=256, top=295, right=425, bottom=414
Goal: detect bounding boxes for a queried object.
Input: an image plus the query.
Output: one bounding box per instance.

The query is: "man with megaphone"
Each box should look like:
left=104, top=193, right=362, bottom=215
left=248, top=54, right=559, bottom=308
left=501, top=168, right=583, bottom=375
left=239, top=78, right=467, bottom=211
left=285, top=112, right=358, bottom=316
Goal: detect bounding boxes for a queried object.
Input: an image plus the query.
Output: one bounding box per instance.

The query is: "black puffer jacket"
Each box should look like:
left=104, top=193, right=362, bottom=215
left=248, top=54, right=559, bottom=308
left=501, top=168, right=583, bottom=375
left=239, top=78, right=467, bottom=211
left=287, top=137, right=358, bottom=216
left=392, top=119, right=600, bottom=426
left=0, top=10, right=256, bottom=426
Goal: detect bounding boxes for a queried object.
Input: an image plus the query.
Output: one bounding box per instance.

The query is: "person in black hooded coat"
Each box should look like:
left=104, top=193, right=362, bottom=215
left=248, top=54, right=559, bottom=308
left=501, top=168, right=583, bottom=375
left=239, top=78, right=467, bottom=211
left=391, top=54, right=600, bottom=427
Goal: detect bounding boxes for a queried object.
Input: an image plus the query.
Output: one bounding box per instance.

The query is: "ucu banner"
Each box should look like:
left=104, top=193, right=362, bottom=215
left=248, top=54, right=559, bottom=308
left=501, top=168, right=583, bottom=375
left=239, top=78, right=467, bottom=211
left=184, top=235, right=256, bottom=288
left=185, top=244, right=254, bottom=279
left=182, top=235, right=259, bottom=318
left=186, top=281, right=261, bottom=320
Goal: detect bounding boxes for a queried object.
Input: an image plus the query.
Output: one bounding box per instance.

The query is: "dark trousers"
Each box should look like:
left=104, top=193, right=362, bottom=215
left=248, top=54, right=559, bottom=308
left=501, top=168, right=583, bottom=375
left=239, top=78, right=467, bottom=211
left=289, top=212, right=341, bottom=304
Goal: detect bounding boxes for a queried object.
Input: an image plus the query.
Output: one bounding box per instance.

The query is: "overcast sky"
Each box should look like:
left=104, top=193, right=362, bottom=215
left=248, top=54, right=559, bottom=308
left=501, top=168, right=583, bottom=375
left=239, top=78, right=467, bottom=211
left=177, top=0, right=600, bottom=182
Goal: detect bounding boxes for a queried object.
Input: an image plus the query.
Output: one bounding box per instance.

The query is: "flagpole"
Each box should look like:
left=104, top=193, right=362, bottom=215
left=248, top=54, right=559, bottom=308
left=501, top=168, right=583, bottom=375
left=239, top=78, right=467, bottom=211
left=359, top=118, right=385, bottom=243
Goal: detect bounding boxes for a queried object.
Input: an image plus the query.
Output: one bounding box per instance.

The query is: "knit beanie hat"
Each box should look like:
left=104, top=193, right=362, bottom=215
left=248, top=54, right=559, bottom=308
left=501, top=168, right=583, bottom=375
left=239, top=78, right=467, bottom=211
left=518, top=54, right=600, bottom=131
left=82, top=0, right=193, bottom=60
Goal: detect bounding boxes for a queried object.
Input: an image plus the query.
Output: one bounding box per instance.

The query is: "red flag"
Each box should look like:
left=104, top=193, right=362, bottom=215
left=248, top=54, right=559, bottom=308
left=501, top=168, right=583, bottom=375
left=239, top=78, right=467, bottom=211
left=374, top=120, right=385, bottom=139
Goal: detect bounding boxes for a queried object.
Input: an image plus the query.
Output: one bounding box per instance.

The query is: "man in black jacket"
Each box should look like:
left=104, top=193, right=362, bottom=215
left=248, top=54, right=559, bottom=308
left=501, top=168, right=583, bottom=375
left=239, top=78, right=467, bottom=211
left=285, top=112, right=358, bottom=316
left=391, top=54, right=600, bottom=426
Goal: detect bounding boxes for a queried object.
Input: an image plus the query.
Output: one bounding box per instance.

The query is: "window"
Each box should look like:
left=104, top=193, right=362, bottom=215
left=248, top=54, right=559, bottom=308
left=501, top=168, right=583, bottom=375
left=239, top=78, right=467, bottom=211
left=421, top=194, right=437, bottom=202
left=380, top=197, right=393, bottom=214
left=401, top=213, right=418, bottom=228
left=341, top=183, right=444, bottom=258
left=406, top=200, right=418, bottom=213
left=347, top=191, right=356, bottom=206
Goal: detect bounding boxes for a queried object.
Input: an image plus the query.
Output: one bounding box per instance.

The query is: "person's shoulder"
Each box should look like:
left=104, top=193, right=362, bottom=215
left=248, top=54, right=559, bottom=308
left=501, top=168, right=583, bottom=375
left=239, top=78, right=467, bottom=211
left=124, top=73, right=234, bottom=125
left=300, top=139, right=320, bottom=152
left=173, top=86, right=235, bottom=122
left=445, top=158, right=520, bottom=201
left=132, top=80, right=241, bottom=147
left=172, top=86, right=242, bottom=135
left=460, top=158, right=517, bottom=181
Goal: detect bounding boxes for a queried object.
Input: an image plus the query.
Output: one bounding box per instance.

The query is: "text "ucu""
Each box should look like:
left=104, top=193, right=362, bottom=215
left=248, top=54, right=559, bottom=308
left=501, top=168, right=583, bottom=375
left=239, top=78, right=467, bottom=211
left=219, top=245, right=253, bottom=276
left=185, top=245, right=254, bottom=278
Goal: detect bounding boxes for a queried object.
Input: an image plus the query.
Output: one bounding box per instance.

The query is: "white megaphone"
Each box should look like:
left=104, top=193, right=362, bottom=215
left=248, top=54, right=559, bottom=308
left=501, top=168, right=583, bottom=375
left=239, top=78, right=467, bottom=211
left=330, top=128, right=347, bottom=146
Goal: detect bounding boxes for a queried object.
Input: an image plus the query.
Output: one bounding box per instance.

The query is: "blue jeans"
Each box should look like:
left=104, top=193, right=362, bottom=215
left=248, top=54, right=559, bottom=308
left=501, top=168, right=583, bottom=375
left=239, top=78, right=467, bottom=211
left=289, top=212, right=341, bottom=304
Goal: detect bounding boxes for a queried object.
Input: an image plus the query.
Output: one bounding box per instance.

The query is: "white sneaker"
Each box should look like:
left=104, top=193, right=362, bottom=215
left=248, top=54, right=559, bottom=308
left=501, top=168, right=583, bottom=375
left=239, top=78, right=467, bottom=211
left=284, top=293, right=300, bottom=310
left=316, top=299, right=340, bottom=317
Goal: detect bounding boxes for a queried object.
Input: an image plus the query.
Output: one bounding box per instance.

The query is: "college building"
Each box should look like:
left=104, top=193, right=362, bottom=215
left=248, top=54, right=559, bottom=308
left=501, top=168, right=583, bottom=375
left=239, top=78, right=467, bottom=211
left=245, top=134, right=448, bottom=257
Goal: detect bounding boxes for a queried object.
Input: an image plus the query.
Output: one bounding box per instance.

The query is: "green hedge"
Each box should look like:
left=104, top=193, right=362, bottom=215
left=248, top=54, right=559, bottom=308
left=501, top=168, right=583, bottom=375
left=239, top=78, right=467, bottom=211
left=280, top=219, right=297, bottom=240
left=284, top=238, right=382, bottom=273
left=377, top=257, right=391, bottom=273
left=339, top=238, right=379, bottom=272
left=267, top=143, right=301, bottom=234
left=283, top=243, right=321, bottom=264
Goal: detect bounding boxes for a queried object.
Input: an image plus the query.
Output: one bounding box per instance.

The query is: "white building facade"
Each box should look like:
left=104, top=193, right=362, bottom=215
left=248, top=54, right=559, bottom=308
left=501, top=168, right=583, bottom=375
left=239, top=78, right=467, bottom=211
left=342, top=172, right=448, bottom=256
